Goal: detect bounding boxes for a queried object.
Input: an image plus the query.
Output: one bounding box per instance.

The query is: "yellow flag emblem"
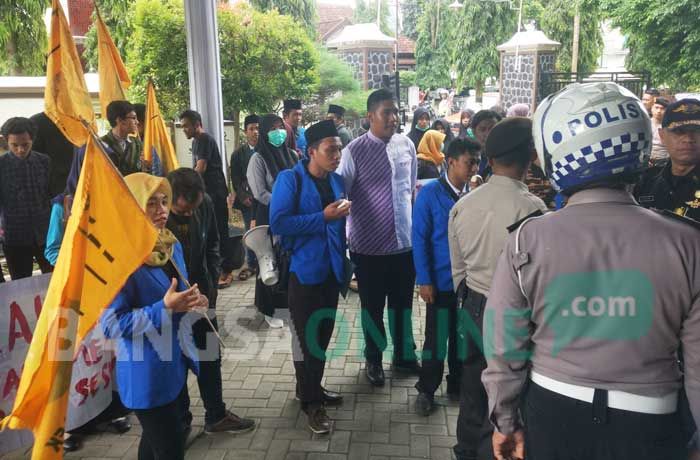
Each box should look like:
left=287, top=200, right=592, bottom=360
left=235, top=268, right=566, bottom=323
left=143, top=80, right=180, bottom=174
left=96, top=9, right=131, bottom=119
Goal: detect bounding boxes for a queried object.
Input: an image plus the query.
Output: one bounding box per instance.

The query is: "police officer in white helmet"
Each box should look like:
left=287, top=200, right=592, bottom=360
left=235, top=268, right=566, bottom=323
left=482, top=82, right=700, bottom=460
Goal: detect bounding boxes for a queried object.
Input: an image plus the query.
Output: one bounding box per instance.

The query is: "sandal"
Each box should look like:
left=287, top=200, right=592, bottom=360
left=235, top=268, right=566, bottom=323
left=218, top=272, right=234, bottom=289
left=238, top=268, right=254, bottom=281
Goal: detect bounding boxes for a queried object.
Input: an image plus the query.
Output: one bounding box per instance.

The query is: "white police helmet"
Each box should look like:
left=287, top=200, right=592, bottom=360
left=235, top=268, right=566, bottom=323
left=533, top=82, right=652, bottom=192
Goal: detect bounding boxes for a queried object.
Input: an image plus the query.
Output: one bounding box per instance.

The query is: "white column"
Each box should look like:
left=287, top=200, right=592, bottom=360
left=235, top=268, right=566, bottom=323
left=184, top=0, right=227, bottom=177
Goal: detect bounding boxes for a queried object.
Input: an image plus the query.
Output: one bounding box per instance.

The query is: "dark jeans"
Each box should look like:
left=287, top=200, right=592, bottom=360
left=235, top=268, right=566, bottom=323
left=3, top=243, right=53, bottom=280
left=182, top=312, right=226, bottom=426
left=416, top=291, right=462, bottom=395
left=288, top=273, right=339, bottom=409
left=212, top=193, right=235, bottom=274
left=133, top=386, right=187, bottom=460
left=454, top=289, right=491, bottom=460
left=350, top=251, right=417, bottom=365
left=524, top=382, right=686, bottom=460
left=241, top=206, right=257, bottom=269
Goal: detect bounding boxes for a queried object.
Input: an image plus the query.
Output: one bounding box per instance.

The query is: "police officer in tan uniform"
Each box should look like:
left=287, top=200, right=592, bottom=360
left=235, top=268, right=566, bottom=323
left=449, top=117, right=547, bottom=460
left=483, top=82, right=700, bottom=460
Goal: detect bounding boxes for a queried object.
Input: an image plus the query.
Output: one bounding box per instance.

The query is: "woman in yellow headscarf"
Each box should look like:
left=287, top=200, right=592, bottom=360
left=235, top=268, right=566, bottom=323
left=417, top=129, right=447, bottom=180
left=100, top=173, right=205, bottom=460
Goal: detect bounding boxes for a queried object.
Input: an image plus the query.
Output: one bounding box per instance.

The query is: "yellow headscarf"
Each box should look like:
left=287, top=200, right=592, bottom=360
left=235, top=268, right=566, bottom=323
left=417, top=129, right=446, bottom=165
left=124, top=173, right=178, bottom=267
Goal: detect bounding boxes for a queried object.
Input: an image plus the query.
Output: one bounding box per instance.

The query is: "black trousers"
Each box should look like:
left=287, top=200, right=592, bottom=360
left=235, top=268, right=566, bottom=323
left=212, top=192, right=235, bottom=274
left=454, top=289, right=492, bottom=460
left=133, top=386, right=187, bottom=460
left=350, top=251, right=417, bottom=365
left=182, top=312, right=226, bottom=426
left=288, top=273, right=339, bottom=409
left=3, top=243, right=53, bottom=280
left=524, top=382, right=687, bottom=460
left=416, top=291, right=462, bottom=395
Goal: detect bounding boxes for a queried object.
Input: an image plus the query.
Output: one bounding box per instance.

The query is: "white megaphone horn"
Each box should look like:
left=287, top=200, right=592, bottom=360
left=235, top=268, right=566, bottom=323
left=242, top=226, right=278, bottom=286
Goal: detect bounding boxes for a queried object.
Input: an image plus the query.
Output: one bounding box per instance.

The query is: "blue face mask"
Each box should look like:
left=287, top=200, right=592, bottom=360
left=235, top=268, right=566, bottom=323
left=267, top=129, right=287, bottom=147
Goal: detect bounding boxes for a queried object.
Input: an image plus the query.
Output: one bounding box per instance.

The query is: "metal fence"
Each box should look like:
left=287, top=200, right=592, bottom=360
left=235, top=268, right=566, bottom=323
left=539, top=71, right=652, bottom=101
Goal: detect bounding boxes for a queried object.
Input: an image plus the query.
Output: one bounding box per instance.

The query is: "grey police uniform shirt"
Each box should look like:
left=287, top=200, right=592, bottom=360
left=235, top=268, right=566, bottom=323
left=448, top=174, right=548, bottom=296
left=482, top=188, right=700, bottom=435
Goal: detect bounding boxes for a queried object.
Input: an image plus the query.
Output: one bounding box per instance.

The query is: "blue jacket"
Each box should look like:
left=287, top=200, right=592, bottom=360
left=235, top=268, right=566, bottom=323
left=100, top=243, right=198, bottom=409
left=270, top=160, right=346, bottom=285
left=412, top=178, right=460, bottom=292
left=44, top=200, right=65, bottom=266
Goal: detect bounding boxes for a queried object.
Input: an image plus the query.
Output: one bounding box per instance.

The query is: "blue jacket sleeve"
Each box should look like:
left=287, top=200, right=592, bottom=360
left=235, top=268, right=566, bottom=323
left=44, top=203, right=65, bottom=266
left=412, top=186, right=434, bottom=286
left=100, top=278, right=173, bottom=339
left=270, top=171, right=325, bottom=236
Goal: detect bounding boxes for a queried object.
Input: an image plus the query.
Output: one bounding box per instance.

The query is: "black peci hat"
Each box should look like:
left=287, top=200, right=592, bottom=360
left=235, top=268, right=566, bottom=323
left=328, top=104, right=346, bottom=117
left=283, top=99, right=302, bottom=111
left=305, top=119, right=339, bottom=147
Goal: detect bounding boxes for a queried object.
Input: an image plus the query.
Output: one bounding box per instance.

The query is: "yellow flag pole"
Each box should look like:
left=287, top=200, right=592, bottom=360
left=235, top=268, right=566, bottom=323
left=79, top=117, right=226, bottom=350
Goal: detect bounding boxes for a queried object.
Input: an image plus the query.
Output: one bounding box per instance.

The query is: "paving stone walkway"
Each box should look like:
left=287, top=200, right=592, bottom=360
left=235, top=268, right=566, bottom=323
left=5, top=277, right=459, bottom=460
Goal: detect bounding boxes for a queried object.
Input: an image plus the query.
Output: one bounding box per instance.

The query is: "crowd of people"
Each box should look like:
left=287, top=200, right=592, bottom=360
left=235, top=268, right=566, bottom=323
left=0, top=80, right=699, bottom=460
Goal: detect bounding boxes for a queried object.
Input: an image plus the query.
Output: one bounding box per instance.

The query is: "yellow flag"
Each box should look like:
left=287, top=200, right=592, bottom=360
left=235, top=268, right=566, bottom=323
left=0, top=135, right=158, bottom=459
left=45, top=0, right=95, bottom=147
left=143, top=80, right=180, bottom=173
left=96, top=9, right=131, bottom=119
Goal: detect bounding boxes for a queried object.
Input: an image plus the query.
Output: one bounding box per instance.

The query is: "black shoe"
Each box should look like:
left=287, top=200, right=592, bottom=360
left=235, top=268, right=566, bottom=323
left=106, top=416, right=132, bottom=434
left=306, top=406, right=332, bottom=434
left=415, top=392, right=435, bottom=416
left=392, top=361, right=421, bottom=375
left=366, top=362, right=385, bottom=386
left=446, top=380, right=461, bottom=401
left=295, top=387, right=344, bottom=405
left=63, top=434, right=81, bottom=452
left=204, top=410, right=256, bottom=434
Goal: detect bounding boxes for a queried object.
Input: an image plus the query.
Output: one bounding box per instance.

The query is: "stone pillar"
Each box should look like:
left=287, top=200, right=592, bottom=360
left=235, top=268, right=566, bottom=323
left=497, top=30, right=560, bottom=113
left=184, top=0, right=227, bottom=175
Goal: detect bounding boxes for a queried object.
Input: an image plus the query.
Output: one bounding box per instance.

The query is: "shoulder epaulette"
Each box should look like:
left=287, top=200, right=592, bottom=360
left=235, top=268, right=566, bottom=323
left=507, top=209, right=545, bottom=234
left=652, top=208, right=700, bottom=232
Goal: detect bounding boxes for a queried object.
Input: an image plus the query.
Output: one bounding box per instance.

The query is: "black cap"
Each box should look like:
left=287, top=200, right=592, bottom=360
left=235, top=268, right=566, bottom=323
left=328, top=104, right=346, bottom=117
left=244, top=114, right=260, bottom=128
left=485, top=117, right=533, bottom=159
left=283, top=99, right=302, bottom=111
left=305, top=119, right=339, bottom=147
left=662, top=99, right=700, bottom=131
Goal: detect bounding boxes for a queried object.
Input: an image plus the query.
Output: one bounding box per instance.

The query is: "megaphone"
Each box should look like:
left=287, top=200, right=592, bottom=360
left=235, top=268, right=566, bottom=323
left=243, top=226, right=278, bottom=286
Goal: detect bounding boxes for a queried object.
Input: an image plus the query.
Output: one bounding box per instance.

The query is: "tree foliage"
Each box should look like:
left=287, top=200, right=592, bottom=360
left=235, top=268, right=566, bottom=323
left=354, top=0, right=393, bottom=37
left=414, top=0, right=455, bottom=89
left=329, top=90, right=373, bottom=119
left=601, top=0, right=700, bottom=90
left=452, top=1, right=516, bottom=94
left=401, top=0, right=425, bottom=41
left=84, top=0, right=136, bottom=71
left=0, top=0, right=49, bottom=75
left=127, top=0, right=319, bottom=121
left=537, top=0, right=603, bottom=74
left=249, top=0, right=317, bottom=36
left=304, top=47, right=360, bottom=123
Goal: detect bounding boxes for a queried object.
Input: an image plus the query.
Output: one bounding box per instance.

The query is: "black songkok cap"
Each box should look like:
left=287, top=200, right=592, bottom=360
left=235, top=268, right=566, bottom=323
left=485, top=117, right=533, bottom=159
left=305, top=119, right=339, bottom=147
left=328, top=104, right=346, bottom=117
left=244, top=114, right=260, bottom=128
left=283, top=99, right=302, bottom=111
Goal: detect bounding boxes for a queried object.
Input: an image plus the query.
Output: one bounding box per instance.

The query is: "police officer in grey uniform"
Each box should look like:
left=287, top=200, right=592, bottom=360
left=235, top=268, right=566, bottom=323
left=483, top=82, right=700, bottom=460
left=449, top=117, right=548, bottom=460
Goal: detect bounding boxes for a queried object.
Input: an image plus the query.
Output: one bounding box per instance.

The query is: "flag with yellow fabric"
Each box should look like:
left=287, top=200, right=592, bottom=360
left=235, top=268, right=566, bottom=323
left=45, top=0, right=95, bottom=147
left=96, top=9, right=131, bottom=118
left=0, top=134, right=158, bottom=460
left=143, top=80, right=180, bottom=173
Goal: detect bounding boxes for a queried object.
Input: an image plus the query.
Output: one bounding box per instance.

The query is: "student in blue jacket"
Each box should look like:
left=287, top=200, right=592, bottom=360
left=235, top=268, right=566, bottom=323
left=270, top=120, right=349, bottom=434
left=413, top=138, right=481, bottom=416
left=100, top=173, right=207, bottom=460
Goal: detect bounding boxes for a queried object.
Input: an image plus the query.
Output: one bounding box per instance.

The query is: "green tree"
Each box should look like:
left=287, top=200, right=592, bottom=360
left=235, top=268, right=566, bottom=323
left=414, top=0, right=455, bottom=89
left=452, top=0, right=516, bottom=99
left=601, top=0, right=700, bottom=90
left=304, top=47, right=360, bottom=122
left=0, top=0, right=49, bottom=75
left=249, top=0, right=317, bottom=36
left=329, top=90, right=373, bottom=119
left=539, top=0, right=603, bottom=74
left=402, top=0, right=425, bottom=41
left=354, top=0, right=392, bottom=36
left=83, top=0, right=136, bottom=71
